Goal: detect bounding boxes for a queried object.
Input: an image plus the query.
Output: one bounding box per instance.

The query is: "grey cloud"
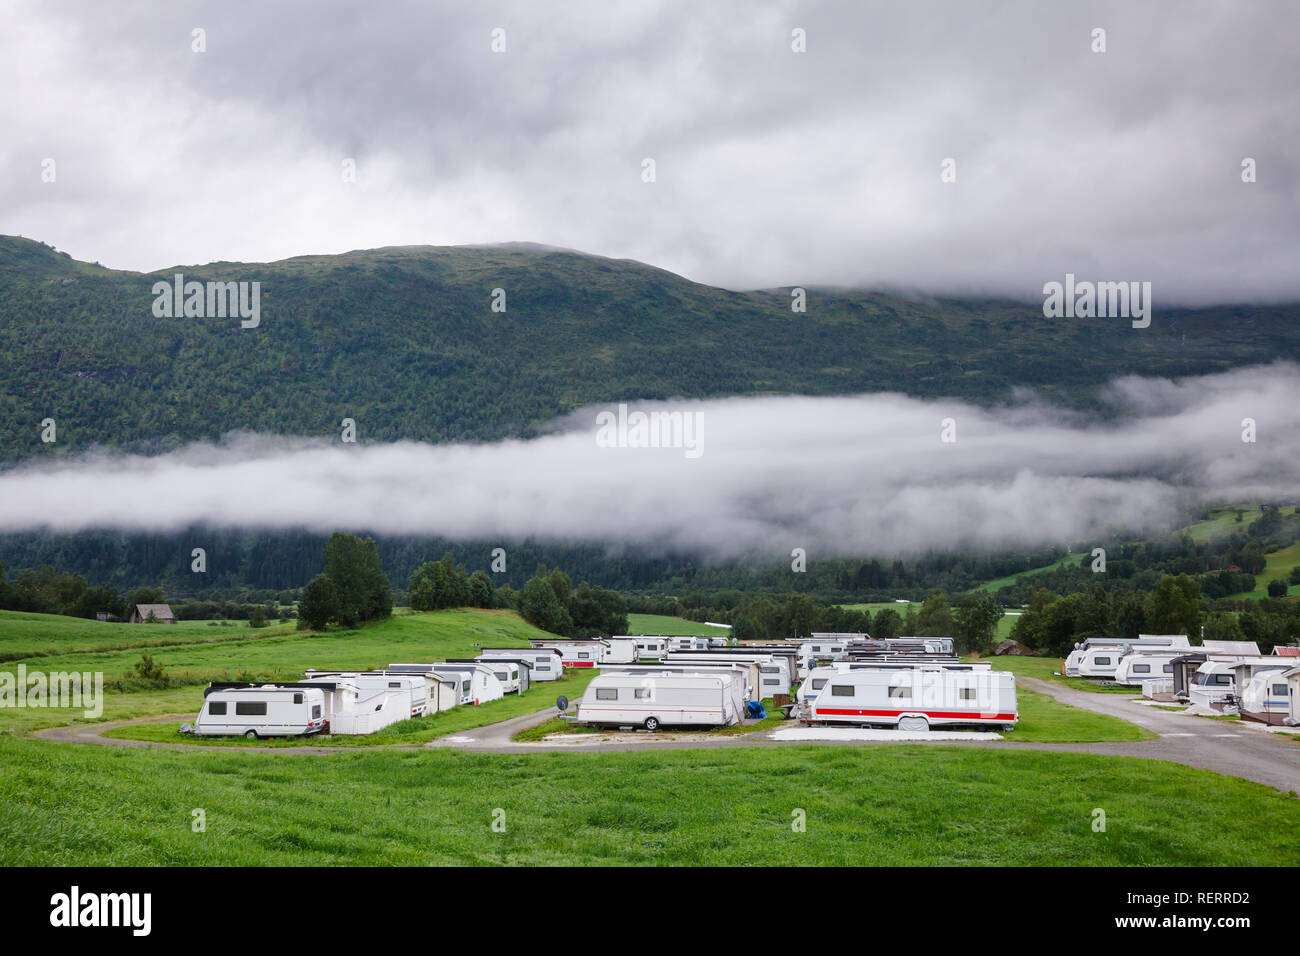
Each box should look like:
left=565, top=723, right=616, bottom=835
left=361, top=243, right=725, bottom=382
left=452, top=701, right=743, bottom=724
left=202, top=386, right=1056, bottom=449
left=0, top=365, right=1295, bottom=559
left=0, top=0, right=1296, bottom=301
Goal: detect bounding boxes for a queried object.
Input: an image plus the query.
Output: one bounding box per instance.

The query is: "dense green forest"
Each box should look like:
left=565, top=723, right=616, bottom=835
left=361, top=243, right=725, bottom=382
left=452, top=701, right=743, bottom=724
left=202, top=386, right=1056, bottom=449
left=3, top=234, right=1299, bottom=465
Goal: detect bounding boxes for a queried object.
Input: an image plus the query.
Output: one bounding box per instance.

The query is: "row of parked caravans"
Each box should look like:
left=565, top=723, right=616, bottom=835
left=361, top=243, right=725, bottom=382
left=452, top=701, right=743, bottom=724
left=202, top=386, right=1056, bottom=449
left=570, top=644, right=801, bottom=731
left=572, top=639, right=1020, bottom=733
left=185, top=649, right=572, bottom=739
left=1064, top=635, right=1300, bottom=725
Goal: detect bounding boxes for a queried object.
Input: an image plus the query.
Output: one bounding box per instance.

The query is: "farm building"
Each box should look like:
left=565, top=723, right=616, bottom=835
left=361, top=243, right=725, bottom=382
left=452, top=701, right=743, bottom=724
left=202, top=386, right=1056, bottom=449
left=129, top=603, right=175, bottom=624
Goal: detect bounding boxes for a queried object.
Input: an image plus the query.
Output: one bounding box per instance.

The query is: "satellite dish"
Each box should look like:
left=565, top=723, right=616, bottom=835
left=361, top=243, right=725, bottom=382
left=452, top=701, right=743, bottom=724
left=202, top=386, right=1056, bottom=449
left=556, top=695, right=569, bottom=712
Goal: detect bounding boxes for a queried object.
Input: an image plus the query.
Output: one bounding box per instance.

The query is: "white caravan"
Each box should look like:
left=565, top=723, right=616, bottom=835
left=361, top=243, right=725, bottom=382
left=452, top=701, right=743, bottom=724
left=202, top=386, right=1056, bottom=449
left=529, top=639, right=604, bottom=668
left=301, top=672, right=428, bottom=718
left=603, top=637, right=641, bottom=664
left=192, top=685, right=326, bottom=738
left=1075, top=646, right=1127, bottom=679
left=393, top=662, right=504, bottom=706
left=1283, top=665, right=1300, bottom=726
left=633, top=637, right=670, bottom=660
left=1239, top=670, right=1291, bottom=718
left=575, top=672, right=742, bottom=731
left=805, top=666, right=1018, bottom=731
left=480, top=647, right=563, bottom=682
left=1065, top=635, right=1191, bottom=677
left=449, top=658, right=523, bottom=694
left=797, top=660, right=993, bottom=704
left=667, top=636, right=712, bottom=652
left=602, top=662, right=758, bottom=702
left=1113, top=652, right=1181, bottom=687
left=665, top=651, right=794, bottom=695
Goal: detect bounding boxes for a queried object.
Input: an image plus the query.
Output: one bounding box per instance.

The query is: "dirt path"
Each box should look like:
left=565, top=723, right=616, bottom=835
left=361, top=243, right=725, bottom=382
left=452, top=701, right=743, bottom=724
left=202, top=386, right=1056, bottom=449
left=30, top=678, right=1300, bottom=794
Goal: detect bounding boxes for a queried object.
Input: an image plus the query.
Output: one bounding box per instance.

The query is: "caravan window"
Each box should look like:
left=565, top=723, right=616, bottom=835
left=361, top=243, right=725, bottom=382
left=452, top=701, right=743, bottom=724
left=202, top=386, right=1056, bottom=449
left=388, top=681, right=401, bottom=688
left=293, top=693, right=304, bottom=704
left=1163, top=664, right=1173, bottom=673
left=1273, top=684, right=1288, bottom=696
left=1132, top=664, right=1150, bottom=674
left=634, top=688, right=652, bottom=699
left=888, top=685, right=912, bottom=699
left=312, top=705, right=322, bottom=719
left=763, top=678, right=779, bottom=686
left=208, top=701, right=227, bottom=716
left=958, top=687, right=976, bottom=700
left=811, top=679, right=828, bottom=690
left=596, top=688, right=619, bottom=700
left=1094, top=656, right=1111, bottom=666
left=462, top=681, right=470, bottom=692
left=494, top=672, right=508, bottom=681
left=578, top=653, right=590, bottom=660
left=235, top=701, right=267, bottom=716
left=830, top=685, right=854, bottom=697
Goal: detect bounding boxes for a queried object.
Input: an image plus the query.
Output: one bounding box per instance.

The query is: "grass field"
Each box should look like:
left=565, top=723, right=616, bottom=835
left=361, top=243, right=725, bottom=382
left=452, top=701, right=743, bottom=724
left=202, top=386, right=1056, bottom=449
left=625, top=614, right=730, bottom=637
left=981, top=656, right=1138, bottom=694
left=2, top=735, right=1297, bottom=866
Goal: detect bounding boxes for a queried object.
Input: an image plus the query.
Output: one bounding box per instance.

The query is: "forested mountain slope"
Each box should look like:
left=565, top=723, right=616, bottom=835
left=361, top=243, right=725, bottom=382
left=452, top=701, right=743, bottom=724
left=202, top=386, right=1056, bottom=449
left=2, top=235, right=1297, bottom=464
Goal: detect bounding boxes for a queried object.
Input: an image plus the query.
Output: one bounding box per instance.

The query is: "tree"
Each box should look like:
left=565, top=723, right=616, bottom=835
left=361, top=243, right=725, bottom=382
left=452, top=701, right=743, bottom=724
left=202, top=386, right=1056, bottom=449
left=297, top=573, right=339, bottom=630
left=1143, top=574, right=1201, bottom=638
left=871, top=608, right=903, bottom=640
left=125, top=586, right=165, bottom=611
left=519, top=576, right=571, bottom=635
left=953, top=593, right=1003, bottom=655
left=915, top=591, right=955, bottom=637
left=1267, top=579, right=1288, bottom=598
left=409, top=553, right=470, bottom=611
left=468, top=571, right=494, bottom=608
left=323, top=532, right=392, bottom=626
left=249, top=606, right=267, bottom=628
left=568, top=581, right=629, bottom=638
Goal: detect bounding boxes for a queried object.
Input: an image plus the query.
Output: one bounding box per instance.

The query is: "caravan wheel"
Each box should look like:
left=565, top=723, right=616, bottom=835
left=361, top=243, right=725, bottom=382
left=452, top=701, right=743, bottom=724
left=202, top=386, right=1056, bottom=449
left=643, top=717, right=661, bottom=732
left=897, top=716, right=929, bottom=732
left=244, top=729, right=259, bottom=740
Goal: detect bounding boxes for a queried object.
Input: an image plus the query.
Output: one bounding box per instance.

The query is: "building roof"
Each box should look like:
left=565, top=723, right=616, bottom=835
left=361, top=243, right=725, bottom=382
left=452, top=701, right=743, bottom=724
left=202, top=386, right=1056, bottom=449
left=134, top=603, right=174, bottom=620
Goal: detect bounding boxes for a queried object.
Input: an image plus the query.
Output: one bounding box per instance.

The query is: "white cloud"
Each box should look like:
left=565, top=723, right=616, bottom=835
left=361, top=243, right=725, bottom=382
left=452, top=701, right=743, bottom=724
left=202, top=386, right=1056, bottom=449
left=0, top=365, right=1295, bottom=559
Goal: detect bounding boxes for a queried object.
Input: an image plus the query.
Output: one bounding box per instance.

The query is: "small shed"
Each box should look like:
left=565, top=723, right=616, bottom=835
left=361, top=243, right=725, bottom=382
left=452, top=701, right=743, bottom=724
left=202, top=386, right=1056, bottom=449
left=129, top=603, right=175, bottom=624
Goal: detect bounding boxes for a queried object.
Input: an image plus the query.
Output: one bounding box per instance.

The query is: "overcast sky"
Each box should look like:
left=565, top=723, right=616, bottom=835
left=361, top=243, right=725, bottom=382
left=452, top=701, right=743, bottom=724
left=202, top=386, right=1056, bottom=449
left=0, top=364, right=1294, bottom=557
left=2, top=0, right=1297, bottom=302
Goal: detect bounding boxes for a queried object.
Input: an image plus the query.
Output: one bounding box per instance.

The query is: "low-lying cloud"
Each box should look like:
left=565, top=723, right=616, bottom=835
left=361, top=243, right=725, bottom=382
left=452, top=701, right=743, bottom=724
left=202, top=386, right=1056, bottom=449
left=2, top=365, right=1297, bottom=560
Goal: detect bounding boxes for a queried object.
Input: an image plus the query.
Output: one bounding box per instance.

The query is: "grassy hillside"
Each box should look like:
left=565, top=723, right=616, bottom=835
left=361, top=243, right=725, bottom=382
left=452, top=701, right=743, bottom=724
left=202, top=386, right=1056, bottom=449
left=0, top=607, right=558, bottom=733
left=3, top=235, right=1298, bottom=464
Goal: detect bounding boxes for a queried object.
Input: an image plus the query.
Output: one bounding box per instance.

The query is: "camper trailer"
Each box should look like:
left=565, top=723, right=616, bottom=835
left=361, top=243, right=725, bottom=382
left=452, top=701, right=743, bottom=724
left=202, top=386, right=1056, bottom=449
left=633, top=637, right=670, bottom=661
left=191, top=684, right=326, bottom=738
left=448, top=658, right=525, bottom=694
left=603, top=637, right=641, bottom=664
left=798, top=660, right=992, bottom=704
left=528, top=639, right=605, bottom=668
left=1113, top=652, right=1181, bottom=687
left=601, top=662, right=758, bottom=702
left=301, top=671, right=428, bottom=718
left=1283, top=665, right=1300, bottom=726
left=667, top=636, right=712, bottom=652
left=1065, top=635, right=1191, bottom=677
left=574, top=672, right=742, bottom=731
left=480, top=647, right=563, bottom=682
left=804, top=666, right=1018, bottom=731
left=664, top=651, right=793, bottom=695
left=1239, top=670, right=1292, bottom=721
left=391, top=662, right=505, bottom=706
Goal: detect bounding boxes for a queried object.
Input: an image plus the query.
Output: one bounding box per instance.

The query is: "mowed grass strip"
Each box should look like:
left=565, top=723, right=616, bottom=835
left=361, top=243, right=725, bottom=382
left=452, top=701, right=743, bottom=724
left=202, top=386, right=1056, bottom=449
left=986, top=656, right=1137, bottom=694
left=102, top=672, right=596, bottom=748
left=1, top=735, right=1296, bottom=866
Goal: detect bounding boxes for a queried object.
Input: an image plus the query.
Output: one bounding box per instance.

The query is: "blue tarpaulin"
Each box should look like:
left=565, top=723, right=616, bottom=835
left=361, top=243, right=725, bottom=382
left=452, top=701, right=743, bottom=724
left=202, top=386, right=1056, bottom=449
left=746, top=701, right=767, bottom=720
